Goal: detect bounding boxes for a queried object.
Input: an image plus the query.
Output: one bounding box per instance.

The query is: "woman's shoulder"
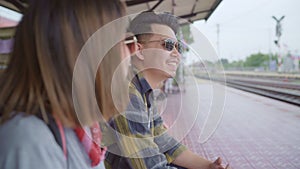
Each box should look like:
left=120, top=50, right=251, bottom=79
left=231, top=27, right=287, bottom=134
left=0, top=113, right=66, bottom=168
left=0, top=113, right=55, bottom=145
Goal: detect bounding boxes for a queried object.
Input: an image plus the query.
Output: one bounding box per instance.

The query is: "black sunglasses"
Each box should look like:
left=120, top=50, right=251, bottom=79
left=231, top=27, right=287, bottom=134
left=139, top=38, right=184, bottom=54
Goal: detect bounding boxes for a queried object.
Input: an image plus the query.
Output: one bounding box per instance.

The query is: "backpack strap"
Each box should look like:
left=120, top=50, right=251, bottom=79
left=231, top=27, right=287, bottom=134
left=36, top=112, right=67, bottom=158
left=54, top=118, right=67, bottom=158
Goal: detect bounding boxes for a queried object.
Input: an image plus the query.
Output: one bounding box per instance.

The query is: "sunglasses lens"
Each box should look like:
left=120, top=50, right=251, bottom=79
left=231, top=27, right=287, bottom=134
left=177, top=42, right=183, bottom=53
left=164, top=39, right=183, bottom=54
left=164, top=39, right=175, bottom=51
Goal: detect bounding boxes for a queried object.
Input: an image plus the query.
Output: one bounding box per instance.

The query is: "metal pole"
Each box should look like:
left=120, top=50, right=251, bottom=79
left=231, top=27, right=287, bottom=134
left=216, top=24, right=220, bottom=57
left=272, top=15, right=285, bottom=72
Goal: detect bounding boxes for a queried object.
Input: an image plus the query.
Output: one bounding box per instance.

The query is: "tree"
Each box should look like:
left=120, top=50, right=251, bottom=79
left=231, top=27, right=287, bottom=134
left=220, top=58, right=229, bottom=69
left=244, top=52, right=269, bottom=67
left=180, top=24, right=194, bottom=44
left=220, top=58, right=229, bottom=65
left=230, top=60, right=244, bottom=68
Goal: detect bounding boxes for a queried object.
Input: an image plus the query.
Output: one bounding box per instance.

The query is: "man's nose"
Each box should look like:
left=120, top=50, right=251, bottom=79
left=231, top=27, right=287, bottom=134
left=171, top=47, right=181, bottom=59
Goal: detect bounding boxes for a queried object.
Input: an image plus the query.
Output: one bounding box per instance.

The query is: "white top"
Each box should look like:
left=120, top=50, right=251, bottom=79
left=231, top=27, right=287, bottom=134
left=0, top=114, right=105, bottom=169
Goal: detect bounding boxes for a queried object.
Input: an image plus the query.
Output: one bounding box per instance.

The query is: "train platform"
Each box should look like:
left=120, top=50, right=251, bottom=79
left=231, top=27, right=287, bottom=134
left=161, top=76, right=300, bottom=169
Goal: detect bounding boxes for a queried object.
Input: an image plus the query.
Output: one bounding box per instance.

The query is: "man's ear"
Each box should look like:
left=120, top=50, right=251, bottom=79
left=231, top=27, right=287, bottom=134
left=127, top=43, right=137, bottom=55
left=135, top=43, right=144, bottom=60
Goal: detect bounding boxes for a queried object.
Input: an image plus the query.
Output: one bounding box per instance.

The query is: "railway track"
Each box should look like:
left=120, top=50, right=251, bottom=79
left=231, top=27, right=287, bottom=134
left=196, top=74, right=300, bottom=106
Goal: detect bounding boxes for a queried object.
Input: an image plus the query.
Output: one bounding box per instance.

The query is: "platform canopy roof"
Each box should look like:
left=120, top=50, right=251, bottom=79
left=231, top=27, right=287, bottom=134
left=126, top=0, right=222, bottom=24
left=0, top=0, right=222, bottom=24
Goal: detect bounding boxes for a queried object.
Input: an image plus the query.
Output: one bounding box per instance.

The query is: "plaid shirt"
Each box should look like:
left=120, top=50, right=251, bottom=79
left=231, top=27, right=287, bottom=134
left=104, top=72, right=187, bottom=169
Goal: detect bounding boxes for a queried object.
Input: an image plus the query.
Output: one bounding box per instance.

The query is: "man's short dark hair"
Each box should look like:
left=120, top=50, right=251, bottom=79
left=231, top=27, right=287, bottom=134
left=128, top=11, right=179, bottom=37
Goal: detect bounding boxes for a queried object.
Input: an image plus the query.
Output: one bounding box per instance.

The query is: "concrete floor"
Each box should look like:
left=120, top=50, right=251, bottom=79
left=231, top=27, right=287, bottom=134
left=161, top=77, right=300, bottom=169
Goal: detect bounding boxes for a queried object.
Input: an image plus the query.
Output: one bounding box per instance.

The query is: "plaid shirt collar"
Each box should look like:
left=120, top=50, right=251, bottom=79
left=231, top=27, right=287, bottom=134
left=131, top=67, right=152, bottom=96
left=130, top=66, right=153, bottom=108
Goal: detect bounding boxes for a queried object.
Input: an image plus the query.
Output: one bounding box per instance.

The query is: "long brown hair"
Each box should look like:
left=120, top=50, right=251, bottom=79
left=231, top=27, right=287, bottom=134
left=0, top=0, right=127, bottom=127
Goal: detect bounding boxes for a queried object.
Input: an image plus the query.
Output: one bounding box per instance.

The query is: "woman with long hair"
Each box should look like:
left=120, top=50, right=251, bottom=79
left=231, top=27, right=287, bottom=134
left=0, top=0, right=129, bottom=168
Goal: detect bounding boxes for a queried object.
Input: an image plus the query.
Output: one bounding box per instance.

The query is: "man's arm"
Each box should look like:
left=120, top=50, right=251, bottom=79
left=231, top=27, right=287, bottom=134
left=172, top=150, right=230, bottom=169
left=108, top=111, right=177, bottom=169
left=151, top=100, right=229, bottom=169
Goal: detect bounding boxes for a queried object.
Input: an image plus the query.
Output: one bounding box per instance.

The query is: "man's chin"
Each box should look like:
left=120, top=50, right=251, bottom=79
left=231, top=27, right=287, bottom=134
left=165, top=72, right=176, bottom=79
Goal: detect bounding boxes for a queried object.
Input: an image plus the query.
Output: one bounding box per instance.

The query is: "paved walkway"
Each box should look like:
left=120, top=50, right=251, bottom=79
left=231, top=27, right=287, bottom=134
left=161, top=76, right=300, bottom=169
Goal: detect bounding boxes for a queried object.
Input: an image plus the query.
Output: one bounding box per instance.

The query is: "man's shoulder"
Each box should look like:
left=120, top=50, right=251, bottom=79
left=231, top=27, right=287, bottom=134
left=128, top=82, right=147, bottom=111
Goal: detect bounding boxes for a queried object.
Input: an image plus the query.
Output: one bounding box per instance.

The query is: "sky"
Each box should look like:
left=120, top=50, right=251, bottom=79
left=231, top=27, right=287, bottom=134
left=190, top=0, right=300, bottom=62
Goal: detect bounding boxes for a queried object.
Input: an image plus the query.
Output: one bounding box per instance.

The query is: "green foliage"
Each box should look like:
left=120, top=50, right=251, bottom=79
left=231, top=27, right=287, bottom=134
left=220, top=58, right=229, bottom=65
left=270, top=54, right=278, bottom=63
left=244, top=53, right=269, bottom=67
left=219, top=58, right=243, bottom=69
left=219, top=52, right=279, bottom=70
left=180, top=24, right=194, bottom=44
left=230, top=60, right=244, bottom=68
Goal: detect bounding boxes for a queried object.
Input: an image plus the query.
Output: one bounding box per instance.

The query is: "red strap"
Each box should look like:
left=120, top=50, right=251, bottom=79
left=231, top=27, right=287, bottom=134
left=74, top=123, right=107, bottom=167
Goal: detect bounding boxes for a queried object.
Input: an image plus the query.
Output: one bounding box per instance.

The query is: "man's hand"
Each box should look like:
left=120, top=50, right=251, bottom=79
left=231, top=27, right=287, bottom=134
left=209, top=157, right=230, bottom=169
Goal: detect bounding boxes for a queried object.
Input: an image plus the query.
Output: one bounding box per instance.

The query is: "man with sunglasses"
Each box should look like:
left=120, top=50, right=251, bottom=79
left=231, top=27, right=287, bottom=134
left=105, top=11, right=229, bottom=169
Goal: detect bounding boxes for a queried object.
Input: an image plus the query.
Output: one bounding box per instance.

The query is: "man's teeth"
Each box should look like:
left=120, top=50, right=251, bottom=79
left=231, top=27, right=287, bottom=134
left=168, top=62, right=177, bottom=66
